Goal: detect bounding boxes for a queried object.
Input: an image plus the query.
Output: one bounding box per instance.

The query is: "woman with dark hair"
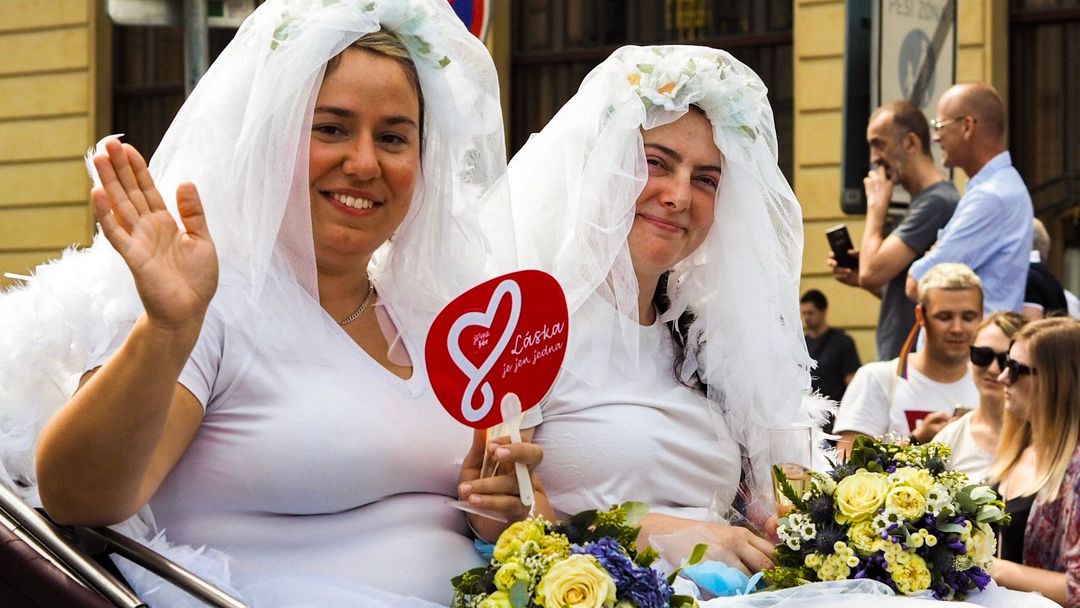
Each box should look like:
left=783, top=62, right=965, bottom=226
left=458, top=45, right=830, bottom=575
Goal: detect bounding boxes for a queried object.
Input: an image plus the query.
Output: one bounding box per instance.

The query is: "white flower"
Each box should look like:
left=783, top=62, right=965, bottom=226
left=968, top=522, right=996, bottom=568
left=923, top=483, right=953, bottom=516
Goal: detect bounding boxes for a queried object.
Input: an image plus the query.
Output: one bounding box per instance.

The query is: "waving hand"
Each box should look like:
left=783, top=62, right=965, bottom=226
left=91, top=139, right=218, bottom=329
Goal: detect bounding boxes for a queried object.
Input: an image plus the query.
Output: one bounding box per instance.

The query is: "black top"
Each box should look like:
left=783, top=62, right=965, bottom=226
left=1025, top=262, right=1068, bottom=317
left=998, top=491, right=1036, bottom=563
left=805, top=327, right=861, bottom=404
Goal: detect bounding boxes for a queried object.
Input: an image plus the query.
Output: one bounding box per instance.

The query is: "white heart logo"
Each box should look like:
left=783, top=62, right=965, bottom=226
left=447, top=279, right=522, bottom=423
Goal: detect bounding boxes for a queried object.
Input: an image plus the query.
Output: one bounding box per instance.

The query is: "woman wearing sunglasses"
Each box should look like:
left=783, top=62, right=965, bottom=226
left=988, top=317, right=1080, bottom=606
left=934, top=311, right=1026, bottom=482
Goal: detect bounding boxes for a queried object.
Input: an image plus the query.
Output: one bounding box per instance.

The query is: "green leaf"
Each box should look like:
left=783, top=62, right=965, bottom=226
left=687, top=543, right=708, bottom=566
left=509, top=580, right=528, bottom=608
left=636, top=63, right=655, bottom=74
left=976, top=505, right=1005, bottom=522
left=936, top=521, right=966, bottom=534
left=666, top=543, right=709, bottom=585
left=622, top=501, right=650, bottom=525
left=634, top=546, right=660, bottom=567
left=670, top=594, right=699, bottom=607
left=773, top=465, right=808, bottom=511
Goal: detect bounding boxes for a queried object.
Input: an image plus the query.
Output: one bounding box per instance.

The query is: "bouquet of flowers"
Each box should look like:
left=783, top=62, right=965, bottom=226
left=764, top=436, right=1010, bottom=600
left=452, top=502, right=698, bottom=608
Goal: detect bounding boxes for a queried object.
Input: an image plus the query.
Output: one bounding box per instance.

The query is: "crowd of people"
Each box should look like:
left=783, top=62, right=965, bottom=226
left=812, top=82, right=1079, bottom=605
left=0, top=0, right=1075, bottom=606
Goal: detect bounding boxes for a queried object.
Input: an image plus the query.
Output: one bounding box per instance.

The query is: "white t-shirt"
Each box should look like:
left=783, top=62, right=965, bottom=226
left=933, top=411, right=994, bottom=483
left=833, top=359, right=978, bottom=438
left=103, top=291, right=483, bottom=605
left=531, top=296, right=742, bottom=521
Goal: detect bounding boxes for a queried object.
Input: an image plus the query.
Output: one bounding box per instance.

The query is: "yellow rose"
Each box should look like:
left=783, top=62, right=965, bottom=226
left=478, top=590, right=514, bottom=608
left=494, top=519, right=545, bottom=562
left=848, top=521, right=880, bottom=554
left=536, top=554, right=617, bottom=608
left=835, top=470, right=890, bottom=523
left=494, top=561, right=530, bottom=592
left=891, top=554, right=932, bottom=595
left=890, top=467, right=934, bottom=496
left=884, top=485, right=927, bottom=521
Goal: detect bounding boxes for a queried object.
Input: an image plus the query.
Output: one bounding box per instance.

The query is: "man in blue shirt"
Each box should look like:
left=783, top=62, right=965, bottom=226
left=905, top=83, right=1033, bottom=313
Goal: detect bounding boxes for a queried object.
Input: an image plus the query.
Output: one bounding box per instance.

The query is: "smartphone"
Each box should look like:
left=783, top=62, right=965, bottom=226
left=826, top=224, right=858, bottom=270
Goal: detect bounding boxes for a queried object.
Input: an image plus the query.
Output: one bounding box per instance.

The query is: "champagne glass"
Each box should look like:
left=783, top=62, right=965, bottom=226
left=769, top=425, right=813, bottom=517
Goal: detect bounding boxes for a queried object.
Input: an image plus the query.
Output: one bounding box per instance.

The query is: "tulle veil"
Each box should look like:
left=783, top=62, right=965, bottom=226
left=0, top=0, right=508, bottom=605
left=493, top=45, right=834, bottom=507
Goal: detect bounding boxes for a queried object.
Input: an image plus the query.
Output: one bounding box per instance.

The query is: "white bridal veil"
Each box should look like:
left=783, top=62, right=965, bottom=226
left=0, top=0, right=506, bottom=605
left=500, top=45, right=828, bottom=500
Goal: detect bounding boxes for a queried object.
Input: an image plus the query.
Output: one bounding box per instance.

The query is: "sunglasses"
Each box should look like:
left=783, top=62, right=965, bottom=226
left=969, top=346, right=1008, bottom=369
left=1004, top=357, right=1037, bottom=383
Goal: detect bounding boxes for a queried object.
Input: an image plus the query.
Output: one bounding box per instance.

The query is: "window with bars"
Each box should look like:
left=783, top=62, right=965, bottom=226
left=510, top=0, right=793, bottom=179
left=111, top=26, right=238, bottom=159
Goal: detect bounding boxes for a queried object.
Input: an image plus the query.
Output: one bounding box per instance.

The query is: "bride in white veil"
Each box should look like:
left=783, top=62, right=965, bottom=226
left=483, top=44, right=828, bottom=572
left=0, top=1, right=525, bottom=606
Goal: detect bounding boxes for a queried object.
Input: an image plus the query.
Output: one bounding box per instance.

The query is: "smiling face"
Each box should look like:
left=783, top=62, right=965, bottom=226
left=932, top=91, right=967, bottom=170
left=1000, top=339, right=1037, bottom=421
left=866, top=111, right=910, bottom=183
left=970, top=322, right=1009, bottom=406
left=628, top=109, right=723, bottom=283
left=918, top=287, right=982, bottom=366
left=308, top=48, right=422, bottom=265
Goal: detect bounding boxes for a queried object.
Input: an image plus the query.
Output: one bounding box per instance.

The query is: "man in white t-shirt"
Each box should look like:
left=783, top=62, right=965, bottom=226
left=835, top=263, right=982, bottom=454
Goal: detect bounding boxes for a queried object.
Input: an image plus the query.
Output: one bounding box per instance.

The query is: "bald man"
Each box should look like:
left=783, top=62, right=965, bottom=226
left=905, top=83, right=1033, bottom=314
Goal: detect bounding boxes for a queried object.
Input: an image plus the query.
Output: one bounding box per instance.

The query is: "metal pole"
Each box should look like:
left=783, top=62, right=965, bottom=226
left=183, top=0, right=210, bottom=95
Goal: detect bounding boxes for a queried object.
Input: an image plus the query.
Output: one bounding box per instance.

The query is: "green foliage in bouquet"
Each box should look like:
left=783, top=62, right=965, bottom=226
left=763, top=436, right=1010, bottom=601
left=452, top=502, right=702, bottom=608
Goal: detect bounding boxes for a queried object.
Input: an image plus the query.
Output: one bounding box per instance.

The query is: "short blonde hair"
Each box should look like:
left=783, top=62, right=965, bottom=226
left=325, top=30, right=424, bottom=142
left=917, top=263, right=983, bottom=306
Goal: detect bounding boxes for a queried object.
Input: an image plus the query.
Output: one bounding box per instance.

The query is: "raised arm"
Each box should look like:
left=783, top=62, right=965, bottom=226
left=859, top=167, right=918, bottom=291
left=36, top=139, right=218, bottom=526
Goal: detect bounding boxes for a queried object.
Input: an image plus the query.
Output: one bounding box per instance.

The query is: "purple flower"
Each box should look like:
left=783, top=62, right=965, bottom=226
left=967, top=566, right=991, bottom=590
left=573, top=538, right=673, bottom=608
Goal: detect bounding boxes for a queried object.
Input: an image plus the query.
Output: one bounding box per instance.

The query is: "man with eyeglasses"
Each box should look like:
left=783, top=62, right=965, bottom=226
left=904, top=83, right=1033, bottom=315
left=830, top=100, right=959, bottom=360
left=836, top=263, right=981, bottom=456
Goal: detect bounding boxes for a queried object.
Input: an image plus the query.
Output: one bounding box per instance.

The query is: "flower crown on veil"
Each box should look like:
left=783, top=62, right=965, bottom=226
left=270, top=0, right=452, bottom=70
left=624, top=47, right=767, bottom=143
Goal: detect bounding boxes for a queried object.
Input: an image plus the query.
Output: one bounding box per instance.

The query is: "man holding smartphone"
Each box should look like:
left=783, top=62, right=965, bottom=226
left=830, top=101, right=959, bottom=360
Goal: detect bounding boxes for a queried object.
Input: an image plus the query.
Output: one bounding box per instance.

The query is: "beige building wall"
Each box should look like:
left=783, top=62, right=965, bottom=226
left=794, top=0, right=1008, bottom=363
left=0, top=0, right=105, bottom=288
